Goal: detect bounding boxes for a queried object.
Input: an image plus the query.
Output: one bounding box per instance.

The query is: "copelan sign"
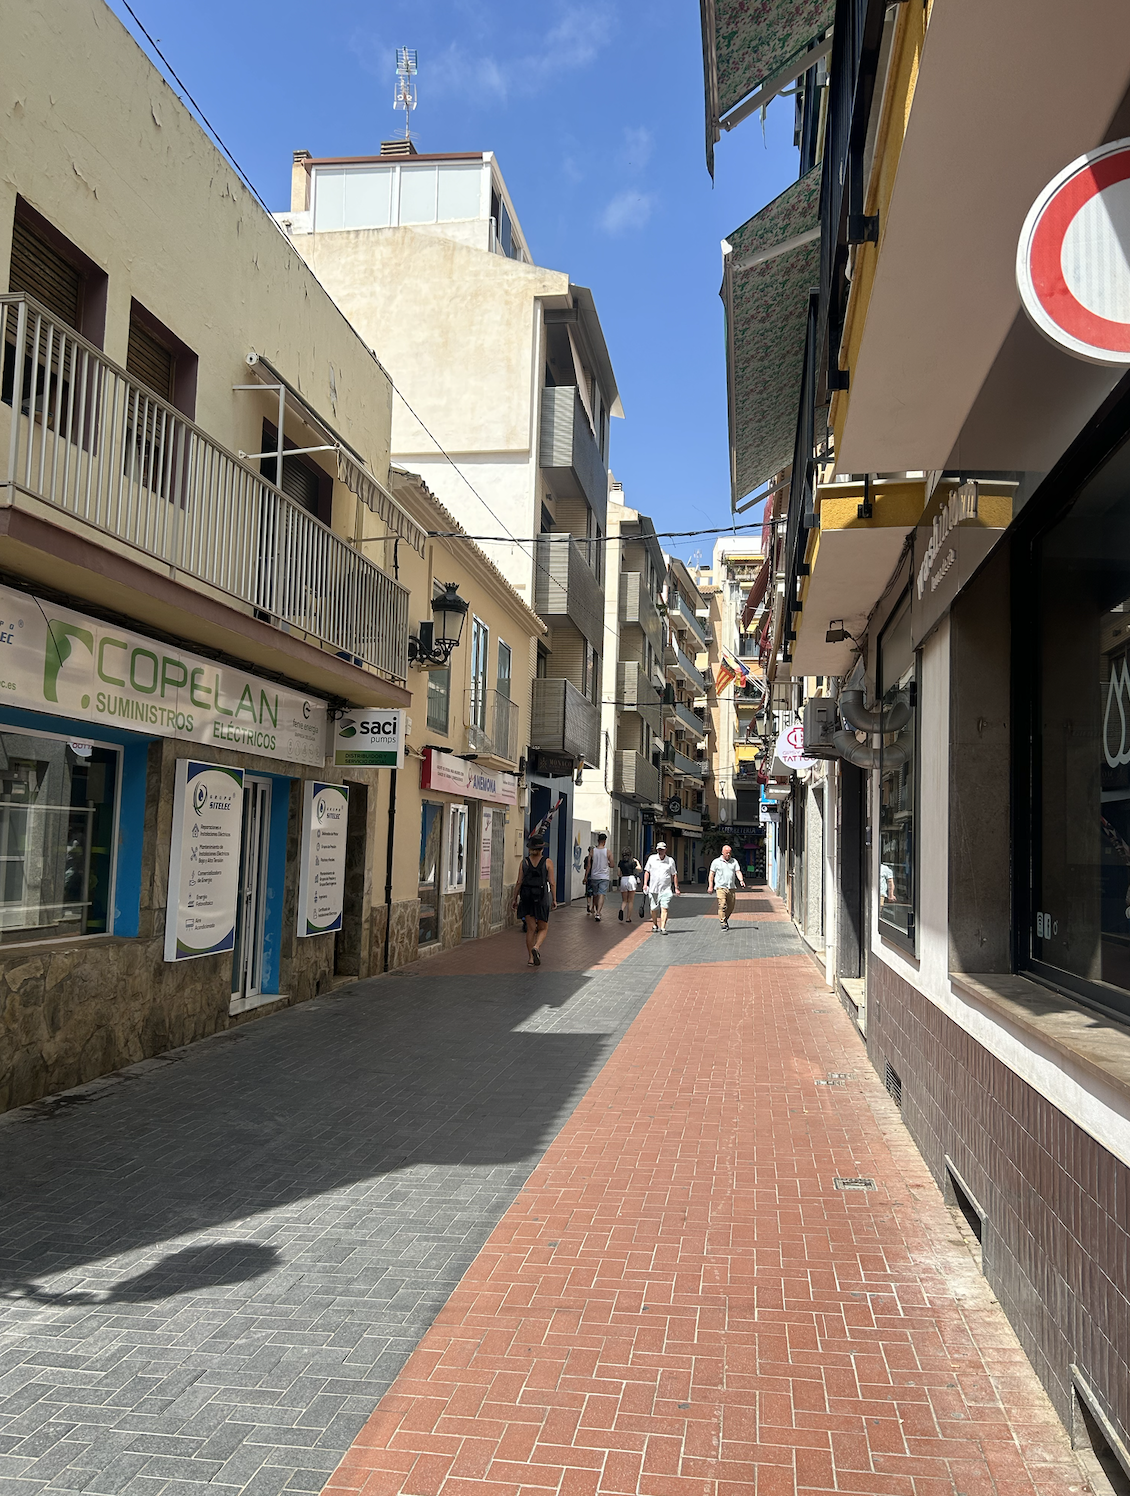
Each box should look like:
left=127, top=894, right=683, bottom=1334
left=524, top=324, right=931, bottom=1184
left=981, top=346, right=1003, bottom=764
left=0, top=580, right=326, bottom=765
left=1018, top=137, right=1130, bottom=364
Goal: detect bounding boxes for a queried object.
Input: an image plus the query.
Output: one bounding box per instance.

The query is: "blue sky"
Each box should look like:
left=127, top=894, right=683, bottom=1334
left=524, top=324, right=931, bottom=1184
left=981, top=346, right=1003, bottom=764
left=108, top=0, right=799, bottom=568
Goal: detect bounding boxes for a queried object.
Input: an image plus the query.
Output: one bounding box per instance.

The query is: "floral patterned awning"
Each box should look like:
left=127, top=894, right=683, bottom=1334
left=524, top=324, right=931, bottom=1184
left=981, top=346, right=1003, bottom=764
left=702, top=0, right=835, bottom=174
left=722, top=166, right=821, bottom=506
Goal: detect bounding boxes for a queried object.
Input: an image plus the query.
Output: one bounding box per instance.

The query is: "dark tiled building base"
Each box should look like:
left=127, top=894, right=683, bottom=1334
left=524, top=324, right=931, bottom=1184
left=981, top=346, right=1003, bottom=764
left=865, top=956, right=1130, bottom=1445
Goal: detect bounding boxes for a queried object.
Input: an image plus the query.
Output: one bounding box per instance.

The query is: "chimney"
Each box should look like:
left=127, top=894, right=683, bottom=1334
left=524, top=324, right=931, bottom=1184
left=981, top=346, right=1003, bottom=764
left=380, top=139, right=419, bottom=157
left=291, top=150, right=312, bottom=213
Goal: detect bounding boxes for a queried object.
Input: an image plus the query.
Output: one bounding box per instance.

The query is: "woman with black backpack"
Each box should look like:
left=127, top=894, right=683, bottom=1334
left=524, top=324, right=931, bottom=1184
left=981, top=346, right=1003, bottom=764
left=512, top=835, right=557, bottom=966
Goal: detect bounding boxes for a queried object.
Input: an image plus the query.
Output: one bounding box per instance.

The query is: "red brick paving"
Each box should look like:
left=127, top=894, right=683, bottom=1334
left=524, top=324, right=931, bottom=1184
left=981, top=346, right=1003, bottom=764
left=330, top=892, right=1083, bottom=1496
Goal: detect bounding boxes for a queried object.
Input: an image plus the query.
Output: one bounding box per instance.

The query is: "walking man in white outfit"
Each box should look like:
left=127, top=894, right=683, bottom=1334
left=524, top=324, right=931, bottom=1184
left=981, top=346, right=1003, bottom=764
left=642, top=842, right=679, bottom=934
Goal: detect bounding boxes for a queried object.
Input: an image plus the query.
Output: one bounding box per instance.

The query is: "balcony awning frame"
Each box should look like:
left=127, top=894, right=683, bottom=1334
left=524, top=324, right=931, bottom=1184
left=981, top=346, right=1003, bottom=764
left=722, top=166, right=822, bottom=510
left=236, top=351, right=426, bottom=555
left=701, top=0, right=835, bottom=176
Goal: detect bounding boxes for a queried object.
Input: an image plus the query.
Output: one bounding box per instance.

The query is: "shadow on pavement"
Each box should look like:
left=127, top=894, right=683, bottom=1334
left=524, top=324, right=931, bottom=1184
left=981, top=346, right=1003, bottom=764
left=0, top=968, right=627, bottom=1290
left=2, top=1241, right=280, bottom=1306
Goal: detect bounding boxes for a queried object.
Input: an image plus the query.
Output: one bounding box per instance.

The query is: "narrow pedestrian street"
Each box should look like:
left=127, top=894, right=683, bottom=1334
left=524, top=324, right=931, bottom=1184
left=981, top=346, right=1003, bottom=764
left=0, top=893, right=1084, bottom=1496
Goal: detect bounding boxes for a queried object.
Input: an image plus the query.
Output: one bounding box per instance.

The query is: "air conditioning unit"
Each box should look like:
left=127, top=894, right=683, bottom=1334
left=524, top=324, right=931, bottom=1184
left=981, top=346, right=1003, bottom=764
left=803, top=697, right=840, bottom=759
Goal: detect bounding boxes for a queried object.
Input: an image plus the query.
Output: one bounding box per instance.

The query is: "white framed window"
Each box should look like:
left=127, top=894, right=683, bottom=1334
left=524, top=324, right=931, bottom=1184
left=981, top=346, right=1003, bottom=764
left=312, top=167, right=394, bottom=232
left=0, top=725, right=121, bottom=944
left=471, top=616, right=489, bottom=732
left=444, top=802, right=468, bottom=893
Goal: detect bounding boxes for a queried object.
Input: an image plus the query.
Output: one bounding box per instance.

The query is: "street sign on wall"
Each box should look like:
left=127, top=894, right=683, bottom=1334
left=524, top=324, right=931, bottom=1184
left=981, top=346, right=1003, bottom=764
left=165, top=759, right=245, bottom=961
left=331, top=710, right=404, bottom=767
left=1018, top=137, right=1130, bottom=365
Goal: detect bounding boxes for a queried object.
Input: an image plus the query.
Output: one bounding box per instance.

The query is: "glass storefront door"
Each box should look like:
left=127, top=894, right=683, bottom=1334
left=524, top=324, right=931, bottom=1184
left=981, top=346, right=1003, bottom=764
left=231, top=776, right=271, bottom=1001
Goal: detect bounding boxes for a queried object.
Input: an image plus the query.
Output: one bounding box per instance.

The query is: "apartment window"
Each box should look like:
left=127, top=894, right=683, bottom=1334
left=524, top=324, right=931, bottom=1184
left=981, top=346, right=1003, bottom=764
left=7, top=202, right=107, bottom=346
left=426, top=667, right=450, bottom=734
left=470, top=617, right=489, bottom=731
left=0, top=730, right=120, bottom=944
left=497, top=642, right=511, bottom=698
left=259, top=421, right=332, bottom=523
left=125, top=302, right=197, bottom=418
left=877, top=594, right=916, bottom=948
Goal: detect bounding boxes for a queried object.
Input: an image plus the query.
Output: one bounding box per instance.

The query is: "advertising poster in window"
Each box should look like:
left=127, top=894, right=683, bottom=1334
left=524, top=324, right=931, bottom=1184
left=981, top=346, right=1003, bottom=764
left=165, top=759, right=245, bottom=961
left=297, top=781, right=349, bottom=936
left=480, top=808, right=493, bottom=884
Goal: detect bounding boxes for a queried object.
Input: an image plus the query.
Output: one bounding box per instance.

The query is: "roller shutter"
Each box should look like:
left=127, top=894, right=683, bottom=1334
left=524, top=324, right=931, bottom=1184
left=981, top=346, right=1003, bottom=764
left=8, top=218, right=82, bottom=328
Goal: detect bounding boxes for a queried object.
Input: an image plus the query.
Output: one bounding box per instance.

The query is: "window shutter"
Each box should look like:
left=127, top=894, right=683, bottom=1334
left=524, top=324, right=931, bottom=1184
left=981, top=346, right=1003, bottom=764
left=8, top=218, right=82, bottom=328
left=126, top=318, right=175, bottom=401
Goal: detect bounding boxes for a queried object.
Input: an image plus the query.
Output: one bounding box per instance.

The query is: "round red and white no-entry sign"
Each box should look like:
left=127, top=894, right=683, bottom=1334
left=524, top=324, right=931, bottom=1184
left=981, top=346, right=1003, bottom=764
left=1017, top=137, right=1130, bottom=365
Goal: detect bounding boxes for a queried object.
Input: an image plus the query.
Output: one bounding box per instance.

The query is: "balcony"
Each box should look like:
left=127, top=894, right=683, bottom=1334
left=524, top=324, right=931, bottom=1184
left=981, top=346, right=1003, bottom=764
left=0, top=295, right=408, bottom=682
left=665, top=804, right=703, bottom=830
left=668, top=699, right=705, bottom=739
left=667, top=637, right=708, bottom=696
left=539, top=385, right=608, bottom=529
left=619, top=569, right=664, bottom=655
left=465, top=687, right=519, bottom=765
left=667, top=592, right=707, bottom=650
left=617, top=660, right=661, bottom=729
left=530, top=676, right=600, bottom=765
left=668, top=747, right=705, bottom=780
left=534, top=534, right=604, bottom=647
left=613, top=749, right=660, bottom=804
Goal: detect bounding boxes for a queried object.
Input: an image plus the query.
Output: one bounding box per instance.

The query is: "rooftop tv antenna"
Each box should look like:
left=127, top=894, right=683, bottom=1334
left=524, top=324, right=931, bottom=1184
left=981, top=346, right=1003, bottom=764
left=394, top=47, right=418, bottom=140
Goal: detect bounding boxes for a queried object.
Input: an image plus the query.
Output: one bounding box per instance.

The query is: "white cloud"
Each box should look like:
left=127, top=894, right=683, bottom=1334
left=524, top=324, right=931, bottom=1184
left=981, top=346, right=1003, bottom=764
left=429, top=41, right=509, bottom=102
left=621, top=126, right=653, bottom=171
left=601, top=190, right=655, bottom=235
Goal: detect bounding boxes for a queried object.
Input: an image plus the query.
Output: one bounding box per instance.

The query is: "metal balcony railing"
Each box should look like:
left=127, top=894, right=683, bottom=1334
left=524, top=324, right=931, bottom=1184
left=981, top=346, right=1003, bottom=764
left=617, top=660, right=661, bottom=728
left=0, top=294, right=409, bottom=681
left=533, top=533, right=604, bottom=648
left=668, top=637, right=708, bottom=696
left=669, top=699, right=705, bottom=738
left=465, top=687, right=519, bottom=764
left=539, top=385, right=608, bottom=528
left=619, top=569, right=664, bottom=654
left=668, top=747, right=705, bottom=779
left=667, top=591, right=707, bottom=649
left=613, top=749, right=660, bottom=803
left=530, top=676, right=600, bottom=765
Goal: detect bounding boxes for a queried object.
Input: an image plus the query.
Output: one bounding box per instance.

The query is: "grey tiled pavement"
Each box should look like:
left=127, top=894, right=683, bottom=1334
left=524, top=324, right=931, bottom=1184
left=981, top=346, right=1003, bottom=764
left=0, top=894, right=801, bottom=1496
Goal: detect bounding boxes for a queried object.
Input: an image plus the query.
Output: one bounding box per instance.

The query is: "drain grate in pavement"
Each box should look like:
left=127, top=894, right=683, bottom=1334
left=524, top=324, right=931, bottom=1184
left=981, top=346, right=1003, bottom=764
left=833, top=1176, right=877, bottom=1191
left=816, top=1078, right=844, bottom=1086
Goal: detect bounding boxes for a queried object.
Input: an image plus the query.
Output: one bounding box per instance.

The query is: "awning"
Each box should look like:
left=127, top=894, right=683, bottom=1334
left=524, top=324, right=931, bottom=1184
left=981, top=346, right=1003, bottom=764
left=740, top=555, right=771, bottom=629
left=336, top=450, right=427, bottom=555
left=721, top=166, right=821, bottom=508
left=241, top=351, right=426, bottom=555
left=701, top=0, right=834, bottom=175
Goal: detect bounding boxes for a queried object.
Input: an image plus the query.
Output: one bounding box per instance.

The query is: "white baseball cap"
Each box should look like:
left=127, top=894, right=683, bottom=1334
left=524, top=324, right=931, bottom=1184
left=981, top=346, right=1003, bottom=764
left=656, top=841, right=667, bottom=849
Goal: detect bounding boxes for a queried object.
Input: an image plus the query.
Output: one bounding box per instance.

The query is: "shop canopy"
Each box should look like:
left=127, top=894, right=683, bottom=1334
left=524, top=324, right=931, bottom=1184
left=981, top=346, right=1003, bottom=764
left=701, top=0, right=834, bottom=176
left=740, top=554, right=771, bottom=629
left=721, top=166, right=821, bottom=509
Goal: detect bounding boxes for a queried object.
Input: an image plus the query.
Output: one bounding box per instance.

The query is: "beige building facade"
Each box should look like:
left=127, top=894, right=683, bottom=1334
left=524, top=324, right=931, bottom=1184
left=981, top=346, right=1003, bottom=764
left=0, top=0, right=542, bottom=1112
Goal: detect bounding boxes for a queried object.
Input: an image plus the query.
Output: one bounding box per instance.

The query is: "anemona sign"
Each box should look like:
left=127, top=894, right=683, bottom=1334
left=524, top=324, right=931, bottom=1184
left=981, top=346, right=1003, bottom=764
left=1017, top=138, right=1130, bottom=365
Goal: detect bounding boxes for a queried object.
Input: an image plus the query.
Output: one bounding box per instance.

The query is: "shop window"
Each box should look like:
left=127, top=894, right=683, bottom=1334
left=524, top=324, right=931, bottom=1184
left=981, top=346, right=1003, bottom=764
left=0, top=730, right=119, bottom=944
left=427, top=667, right=450, bottom=734
left=444, top=803, right=467, bottom=893
left=1031, top=433, right=1130, bottom=1010
left=419, top=802, right=443, bottom=946
left=877, top=594, right=917, bottom=949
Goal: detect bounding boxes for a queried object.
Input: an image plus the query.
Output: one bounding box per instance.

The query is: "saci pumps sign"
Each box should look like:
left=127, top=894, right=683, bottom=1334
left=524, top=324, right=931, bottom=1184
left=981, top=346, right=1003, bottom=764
left=0, top=580, right=326, bottom=765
